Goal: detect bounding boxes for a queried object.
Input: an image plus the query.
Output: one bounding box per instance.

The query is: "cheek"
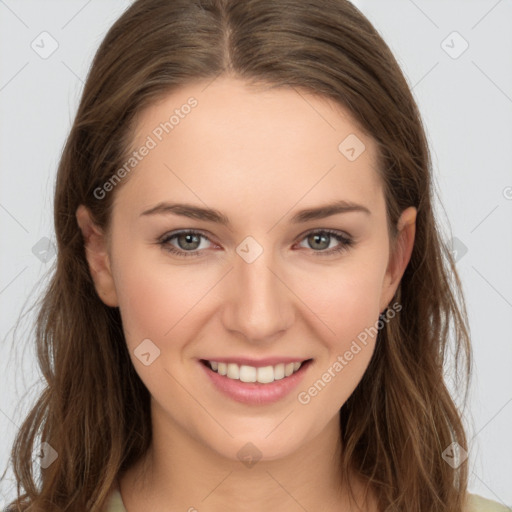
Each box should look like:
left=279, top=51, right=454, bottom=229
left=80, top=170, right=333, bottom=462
left=298, top=259, right=385, bottom=345
left=293, top=256, right=386, bottom=405
left=296, top=302, right=381, bottom=417
left=112, top=258, right=218, bottom=401
left=112, top=247, right=214, bottom=349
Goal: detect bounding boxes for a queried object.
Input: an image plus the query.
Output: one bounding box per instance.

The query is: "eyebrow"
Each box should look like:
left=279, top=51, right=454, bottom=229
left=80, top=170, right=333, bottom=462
left=140, top=200, right=371, bottom=225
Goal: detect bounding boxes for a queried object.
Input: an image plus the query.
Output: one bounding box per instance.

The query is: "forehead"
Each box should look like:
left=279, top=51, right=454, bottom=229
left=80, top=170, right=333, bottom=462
left=114, top=77, right=384, bottom=222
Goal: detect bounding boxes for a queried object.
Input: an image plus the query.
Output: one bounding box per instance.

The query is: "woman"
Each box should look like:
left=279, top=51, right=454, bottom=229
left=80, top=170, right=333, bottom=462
left=3, top=0, right=508, bottom=510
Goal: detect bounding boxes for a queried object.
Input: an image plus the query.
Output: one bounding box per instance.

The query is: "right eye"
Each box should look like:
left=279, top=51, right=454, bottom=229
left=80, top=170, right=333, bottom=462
left=159, top=230, right=214, bottom=257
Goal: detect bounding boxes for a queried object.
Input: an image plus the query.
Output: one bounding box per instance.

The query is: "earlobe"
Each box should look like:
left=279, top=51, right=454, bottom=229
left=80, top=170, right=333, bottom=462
left=379, top=207, right=417, bottom=313
left=75, top=204, right=118, bottom=307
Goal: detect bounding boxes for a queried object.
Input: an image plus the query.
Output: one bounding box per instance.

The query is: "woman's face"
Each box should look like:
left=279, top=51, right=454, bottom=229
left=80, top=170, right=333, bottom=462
left=78, top=77, right=415, bottom=462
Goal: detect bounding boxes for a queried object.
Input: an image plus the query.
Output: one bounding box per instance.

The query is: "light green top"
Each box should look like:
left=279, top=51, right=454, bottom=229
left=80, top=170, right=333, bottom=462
left=466, top=495, right=512, bottom=512
left=105, top=486, right=511, bottom=511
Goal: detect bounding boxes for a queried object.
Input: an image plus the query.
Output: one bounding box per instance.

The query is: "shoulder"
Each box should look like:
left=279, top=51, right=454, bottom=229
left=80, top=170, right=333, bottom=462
left=104, top=487, right=127, bottom=512
left=466, top=493, right=511, bottom=512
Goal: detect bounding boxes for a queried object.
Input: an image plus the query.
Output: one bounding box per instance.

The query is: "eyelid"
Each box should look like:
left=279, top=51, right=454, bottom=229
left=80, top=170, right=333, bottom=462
left=294, top=227, right=352, bottom=243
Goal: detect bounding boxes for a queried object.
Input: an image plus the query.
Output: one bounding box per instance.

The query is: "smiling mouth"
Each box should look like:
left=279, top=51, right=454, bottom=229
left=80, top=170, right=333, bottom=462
left=200, top=359, right=313, bottom=384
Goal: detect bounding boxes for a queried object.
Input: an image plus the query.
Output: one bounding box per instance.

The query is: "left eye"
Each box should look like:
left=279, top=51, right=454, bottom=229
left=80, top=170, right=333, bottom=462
left=158, top=229, right=353, bottom=257
left=297, top=230, right=350, bottom=252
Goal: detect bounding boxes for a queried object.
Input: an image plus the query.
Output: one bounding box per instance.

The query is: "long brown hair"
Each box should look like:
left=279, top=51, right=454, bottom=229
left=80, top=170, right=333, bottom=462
left=3, top=0, right=472, bottom=510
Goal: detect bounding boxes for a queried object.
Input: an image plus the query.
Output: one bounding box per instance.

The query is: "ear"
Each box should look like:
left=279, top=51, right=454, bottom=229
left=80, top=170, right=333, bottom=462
left=76, top=204, right=118, bottom=307
left=379, top=206, right=417, bottom=313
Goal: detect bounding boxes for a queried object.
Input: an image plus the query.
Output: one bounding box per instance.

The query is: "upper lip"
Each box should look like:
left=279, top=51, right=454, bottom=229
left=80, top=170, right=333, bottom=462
left=199, top=357, right=312, bottom=368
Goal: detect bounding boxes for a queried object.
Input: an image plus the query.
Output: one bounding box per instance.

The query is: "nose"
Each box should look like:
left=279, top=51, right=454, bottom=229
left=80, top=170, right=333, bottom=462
left=221, top=244, right=295, bottom=343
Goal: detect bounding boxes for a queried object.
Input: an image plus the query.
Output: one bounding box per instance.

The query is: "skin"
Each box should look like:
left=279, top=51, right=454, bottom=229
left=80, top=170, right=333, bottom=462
left=76, top=77, right=416, bottom=512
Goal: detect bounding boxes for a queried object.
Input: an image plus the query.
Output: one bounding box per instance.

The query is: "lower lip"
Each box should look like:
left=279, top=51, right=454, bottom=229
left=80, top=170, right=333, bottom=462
left=199, top=359, right=313, bottom=405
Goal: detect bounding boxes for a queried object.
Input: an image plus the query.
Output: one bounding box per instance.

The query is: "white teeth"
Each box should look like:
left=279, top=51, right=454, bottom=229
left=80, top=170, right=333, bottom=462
left=256, top=366, right=274, bottom=384
left=226, top=363, right=239, bottom=379
left=274, top=363, right=285, bottom=380
left=239, top=365, right=256, bottom=383
left=206, top=360, right=306, bottom=383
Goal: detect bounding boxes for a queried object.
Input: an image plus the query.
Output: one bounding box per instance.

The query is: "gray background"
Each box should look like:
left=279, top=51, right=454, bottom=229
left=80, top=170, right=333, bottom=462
left=1, top=0, right=511, bottom=507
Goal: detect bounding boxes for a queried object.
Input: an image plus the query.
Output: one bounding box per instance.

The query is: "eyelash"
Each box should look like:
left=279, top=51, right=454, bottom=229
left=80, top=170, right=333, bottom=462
left=158, top=229, right=354, bottom=258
